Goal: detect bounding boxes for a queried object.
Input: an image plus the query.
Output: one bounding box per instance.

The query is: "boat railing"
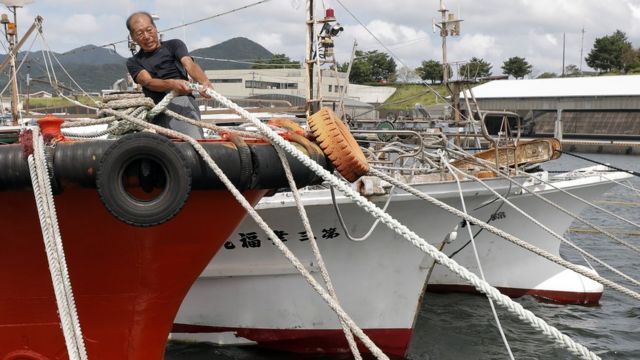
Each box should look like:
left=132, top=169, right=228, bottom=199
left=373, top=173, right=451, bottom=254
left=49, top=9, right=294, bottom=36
left=479, top=110, right=522, bottom=173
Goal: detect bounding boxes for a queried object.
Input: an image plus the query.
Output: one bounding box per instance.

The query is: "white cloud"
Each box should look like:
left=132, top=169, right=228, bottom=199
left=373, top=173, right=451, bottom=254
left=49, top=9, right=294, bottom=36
left=5, top=0, right=640, bottom=74
left=61, top=14, right=101, bottom=34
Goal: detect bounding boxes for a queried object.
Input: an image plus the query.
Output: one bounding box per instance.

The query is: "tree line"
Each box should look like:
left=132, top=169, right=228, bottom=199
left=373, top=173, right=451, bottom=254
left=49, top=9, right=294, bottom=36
left=250, top=29, right=640, bottom=85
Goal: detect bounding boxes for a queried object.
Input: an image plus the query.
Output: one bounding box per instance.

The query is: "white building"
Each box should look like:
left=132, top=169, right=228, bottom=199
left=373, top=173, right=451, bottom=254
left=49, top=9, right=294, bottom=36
left=204, top=68, right=395, bottom=105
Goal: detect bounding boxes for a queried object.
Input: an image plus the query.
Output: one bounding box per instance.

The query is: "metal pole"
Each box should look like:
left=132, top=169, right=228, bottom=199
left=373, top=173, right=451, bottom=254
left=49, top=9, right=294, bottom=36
left=9, top=6, right=19, bottom=126
left=439, top=0, right=448, bottom=86
left=579, top=28, right=585, bottom=73
left=561, top=32, right=565, bottom=77
left=305, top=0, right=315, bottom=116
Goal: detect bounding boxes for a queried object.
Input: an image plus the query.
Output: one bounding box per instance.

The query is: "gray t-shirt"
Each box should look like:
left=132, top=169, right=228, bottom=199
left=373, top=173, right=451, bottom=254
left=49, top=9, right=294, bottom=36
left=126, top=39, right=190, bottom=104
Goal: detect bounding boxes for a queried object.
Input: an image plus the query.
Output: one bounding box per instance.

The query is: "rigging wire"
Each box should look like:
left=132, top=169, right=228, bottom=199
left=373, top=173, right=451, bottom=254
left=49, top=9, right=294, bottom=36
left=37, top=32, right=99, bottom=107
left=333, top=0, right=472, bottom=122
left=558, top=150, right=640, bottom=177
left=0, top=32, right=38, bottom=98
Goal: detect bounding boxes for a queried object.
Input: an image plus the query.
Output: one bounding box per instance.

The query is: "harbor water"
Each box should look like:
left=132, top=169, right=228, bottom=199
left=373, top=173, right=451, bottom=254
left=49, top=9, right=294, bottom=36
left=166, top=153, right=640, bottom=360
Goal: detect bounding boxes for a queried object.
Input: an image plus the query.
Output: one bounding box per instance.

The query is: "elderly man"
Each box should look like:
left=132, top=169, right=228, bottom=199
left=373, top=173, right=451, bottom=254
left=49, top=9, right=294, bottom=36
left=126, top=11, right=212, bottom=138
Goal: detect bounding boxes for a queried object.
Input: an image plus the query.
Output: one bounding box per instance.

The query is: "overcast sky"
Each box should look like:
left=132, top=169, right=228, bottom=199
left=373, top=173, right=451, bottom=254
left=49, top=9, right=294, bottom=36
left=5, top=0, right=640, bottom=77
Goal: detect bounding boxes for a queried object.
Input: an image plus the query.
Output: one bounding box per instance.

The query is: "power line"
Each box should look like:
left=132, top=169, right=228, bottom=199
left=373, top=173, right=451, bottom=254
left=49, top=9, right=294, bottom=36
left=59, top=0, right=274, bottom=57
left=157, top=0, right=273, bottom=34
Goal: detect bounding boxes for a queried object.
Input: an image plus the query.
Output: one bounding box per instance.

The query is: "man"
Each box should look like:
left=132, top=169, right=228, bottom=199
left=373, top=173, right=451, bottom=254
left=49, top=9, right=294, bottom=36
left=126, top=11, right=212, bottom=138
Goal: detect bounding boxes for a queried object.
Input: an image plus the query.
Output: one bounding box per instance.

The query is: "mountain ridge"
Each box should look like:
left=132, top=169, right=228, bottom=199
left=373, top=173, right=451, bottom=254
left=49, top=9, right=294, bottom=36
left=0, top=37, right=275, bottom=92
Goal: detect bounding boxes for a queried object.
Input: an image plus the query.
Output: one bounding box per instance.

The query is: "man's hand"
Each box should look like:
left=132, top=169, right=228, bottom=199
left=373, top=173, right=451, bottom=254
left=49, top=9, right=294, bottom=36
left=199, top=82, right=214, bottom=99
left=171, top=79, right=192, bottom=95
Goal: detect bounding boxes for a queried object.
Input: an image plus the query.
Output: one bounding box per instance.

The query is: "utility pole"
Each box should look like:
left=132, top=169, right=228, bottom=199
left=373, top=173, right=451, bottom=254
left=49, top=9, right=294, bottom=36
left=579, top=27, right=585, bottom=73
left=561, top=32, right=566, bottom=77
left=434, top=0, right=461, bottom=87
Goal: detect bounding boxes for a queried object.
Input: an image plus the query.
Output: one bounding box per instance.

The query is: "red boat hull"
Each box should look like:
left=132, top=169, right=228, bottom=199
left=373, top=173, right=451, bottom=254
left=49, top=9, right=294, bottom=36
left=0, top=188, right=264, bottom=359
left=172, top=324, right=412, bottom=359
left=426, top=284, right=603, bottom=305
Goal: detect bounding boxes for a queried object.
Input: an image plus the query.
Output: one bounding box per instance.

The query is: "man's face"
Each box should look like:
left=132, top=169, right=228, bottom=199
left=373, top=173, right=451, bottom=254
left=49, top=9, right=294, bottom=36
left=130, top=15, right=159, bottom=52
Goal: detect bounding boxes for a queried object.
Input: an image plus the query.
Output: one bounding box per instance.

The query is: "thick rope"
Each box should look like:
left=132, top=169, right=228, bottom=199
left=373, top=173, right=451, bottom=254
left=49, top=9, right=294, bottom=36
left=448, top=147, right=640, bottom=255
left=442, top=153, right=515, bottom=360
left=72, top=87, right=606, bottom=358
left=445, top=164, right=640, bottom=288
left=28, top=128, right=88, bottom=360
left=196, top=85, right=602, bottom=360
left=372, top=167, right=640, bottom=303
left=274, top=147, right=363, bottom=359
left=100, top=105, right=390, bottom=360
left=540, top=167, right=640, bottom=231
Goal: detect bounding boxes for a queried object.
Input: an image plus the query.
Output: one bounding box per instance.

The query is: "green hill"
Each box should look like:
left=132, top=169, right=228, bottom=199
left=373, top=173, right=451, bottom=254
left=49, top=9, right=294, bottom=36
left=381, top=84, right=448, bottom=110
left=191, top=37, right=273, bottom=70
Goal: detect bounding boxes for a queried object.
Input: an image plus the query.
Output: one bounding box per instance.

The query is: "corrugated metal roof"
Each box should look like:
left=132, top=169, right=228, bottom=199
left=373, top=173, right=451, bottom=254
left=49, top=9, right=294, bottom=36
left=470, top=75, right=640, bottom=99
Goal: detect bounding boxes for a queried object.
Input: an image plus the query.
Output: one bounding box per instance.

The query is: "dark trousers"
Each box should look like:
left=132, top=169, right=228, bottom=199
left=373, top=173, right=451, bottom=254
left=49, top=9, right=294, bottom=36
left=153, top=95, right=204, bottom=139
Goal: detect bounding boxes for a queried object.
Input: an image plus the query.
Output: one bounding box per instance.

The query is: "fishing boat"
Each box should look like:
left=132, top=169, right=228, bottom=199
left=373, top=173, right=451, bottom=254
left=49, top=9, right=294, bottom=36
left=0, top=9, right=333, bottom=356
left=170, top=2, right=636, bottom=358
left=172, top=140, right=629, bottom=357
left=0, top=109, right=332, bottom=359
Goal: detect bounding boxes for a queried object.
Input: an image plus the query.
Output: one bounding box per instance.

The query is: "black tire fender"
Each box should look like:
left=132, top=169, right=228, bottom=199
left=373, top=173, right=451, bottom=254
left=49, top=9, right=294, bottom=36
left=97, top=132, right=191, bottom=227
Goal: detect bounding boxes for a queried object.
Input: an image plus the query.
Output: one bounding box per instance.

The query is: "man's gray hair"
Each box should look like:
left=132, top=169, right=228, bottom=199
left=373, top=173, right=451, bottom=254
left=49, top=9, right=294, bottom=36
left=126, top=11, right=155, bottom=32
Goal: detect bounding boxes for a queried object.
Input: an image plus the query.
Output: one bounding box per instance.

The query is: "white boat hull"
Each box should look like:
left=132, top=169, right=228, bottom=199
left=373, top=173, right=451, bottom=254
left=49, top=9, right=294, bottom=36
left=173, top=169, right=626, bottom=356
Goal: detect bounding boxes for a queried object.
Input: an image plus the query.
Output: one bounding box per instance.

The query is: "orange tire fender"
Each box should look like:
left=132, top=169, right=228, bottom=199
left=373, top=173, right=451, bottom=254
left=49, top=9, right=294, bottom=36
left=307, top=108, right=369, bottom=182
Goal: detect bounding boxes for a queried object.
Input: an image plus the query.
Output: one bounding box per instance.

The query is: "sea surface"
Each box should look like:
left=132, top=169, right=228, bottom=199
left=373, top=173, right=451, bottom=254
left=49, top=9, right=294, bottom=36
left=166, top=153, right=640, bottom=360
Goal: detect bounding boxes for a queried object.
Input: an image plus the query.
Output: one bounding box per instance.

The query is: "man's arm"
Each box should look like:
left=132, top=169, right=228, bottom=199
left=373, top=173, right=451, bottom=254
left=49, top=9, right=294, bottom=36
left=134, top=69, right=192, bottom=95
left=180, top=56, right=213, bottom=98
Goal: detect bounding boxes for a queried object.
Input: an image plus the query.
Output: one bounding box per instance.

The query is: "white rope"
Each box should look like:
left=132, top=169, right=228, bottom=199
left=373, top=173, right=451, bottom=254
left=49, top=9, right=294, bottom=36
left=544, top=170, right=640, bottom=230
left=330, top=185, right=395, bottom=242
left=28, top=128, right=88, bottom=360
left=623, top=179, right=640, bottom=197
left=599, top=173, right=640, bottom=195
left=274, top=146, right=363, bottom=359
left=445, top=164, right=640, bottom=288
left=447, top=147, right=640, bottom=255
left=100, top=104, right=390, bottom=360
left=442, top=152, right=515, bottom=360
left=372, top=167, right=640, bottom=303
left=195, top=85, right=602, bottom=360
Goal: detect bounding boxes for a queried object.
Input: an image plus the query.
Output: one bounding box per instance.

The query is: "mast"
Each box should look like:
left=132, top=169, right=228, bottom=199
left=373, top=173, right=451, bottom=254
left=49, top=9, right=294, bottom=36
left=305, top=0, right=314, bottom=116
left=434, top=1, right=461, bottom=88
left=1, top=0, right=34, bottom=126
left=439, top=1, right=448, bottom=86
